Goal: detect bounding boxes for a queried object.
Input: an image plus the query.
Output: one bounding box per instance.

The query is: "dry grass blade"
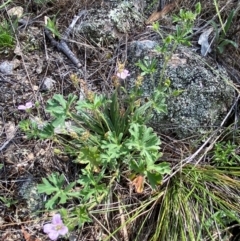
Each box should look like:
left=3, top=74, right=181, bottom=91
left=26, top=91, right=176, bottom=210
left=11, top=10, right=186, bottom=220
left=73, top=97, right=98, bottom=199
left=150, top=165, right=240, bottom=241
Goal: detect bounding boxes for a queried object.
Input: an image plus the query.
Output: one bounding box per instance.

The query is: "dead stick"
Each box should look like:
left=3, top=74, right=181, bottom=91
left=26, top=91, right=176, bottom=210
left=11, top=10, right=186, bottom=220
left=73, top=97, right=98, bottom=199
left=44, top=10, right=87, bottom=68
left=44, top=28, right=82, bottom=68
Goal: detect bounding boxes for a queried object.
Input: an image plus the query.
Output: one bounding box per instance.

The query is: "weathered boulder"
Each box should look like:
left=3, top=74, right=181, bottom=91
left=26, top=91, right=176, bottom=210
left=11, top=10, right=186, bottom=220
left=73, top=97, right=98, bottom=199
left=126, top=40, right=235, bottom=139
left=73, top=0, right=146, bottom=44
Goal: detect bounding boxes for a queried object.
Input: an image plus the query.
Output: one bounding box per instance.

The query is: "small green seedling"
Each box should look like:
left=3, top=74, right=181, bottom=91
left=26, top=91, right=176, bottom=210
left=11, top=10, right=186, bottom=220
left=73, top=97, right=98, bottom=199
left=0, top=196, right=17, bottom=208
left=213, top=141, right=239, bottom=167
left=0, top=20, right=15, bottom=49
left=135, top=57, right=157, bottom=76
left=45, top=16, right=60, bottom=38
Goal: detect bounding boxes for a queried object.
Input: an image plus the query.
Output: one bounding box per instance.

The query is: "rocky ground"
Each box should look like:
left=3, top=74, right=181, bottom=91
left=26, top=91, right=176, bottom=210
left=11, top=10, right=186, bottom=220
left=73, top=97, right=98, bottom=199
left=1, top=0, right=240, bottom=240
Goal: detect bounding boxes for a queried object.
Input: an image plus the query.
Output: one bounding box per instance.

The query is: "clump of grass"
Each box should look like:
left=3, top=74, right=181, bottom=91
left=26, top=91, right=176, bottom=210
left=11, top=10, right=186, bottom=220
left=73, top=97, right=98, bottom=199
left=210, top=2, right=238, bottom=54
left=0, top=20, right=15, bottom=49
left=149, top=164, right=240, bottom=241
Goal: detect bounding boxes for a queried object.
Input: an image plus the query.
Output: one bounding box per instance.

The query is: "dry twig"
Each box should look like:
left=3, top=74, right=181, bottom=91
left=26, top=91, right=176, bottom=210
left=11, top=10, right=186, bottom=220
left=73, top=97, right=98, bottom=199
left=45, top=10, right=87, bottom=68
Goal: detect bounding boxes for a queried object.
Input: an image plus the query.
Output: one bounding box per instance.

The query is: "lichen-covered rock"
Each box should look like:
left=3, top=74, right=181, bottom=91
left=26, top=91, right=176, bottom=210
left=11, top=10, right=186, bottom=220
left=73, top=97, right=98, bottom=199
left=18, top=176, right=44, bottom=214
left=73, top=0, right=146, bottom=44
left=126, top=40, right=235, bottom=139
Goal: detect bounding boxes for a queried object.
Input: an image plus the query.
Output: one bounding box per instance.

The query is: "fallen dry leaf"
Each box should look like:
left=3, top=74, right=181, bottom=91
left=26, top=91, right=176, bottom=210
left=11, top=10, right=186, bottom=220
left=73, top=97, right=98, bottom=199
left=5, top=121, right=16, bottom=140
left=14, top=44, right=23, bottom=56
left=21, top=226, right=41, bottom=241
left=27, top=153, right=35, bottom=161
left=146, top=3, right=176, bottom=24
left=132, top=175, right=145, bottom=193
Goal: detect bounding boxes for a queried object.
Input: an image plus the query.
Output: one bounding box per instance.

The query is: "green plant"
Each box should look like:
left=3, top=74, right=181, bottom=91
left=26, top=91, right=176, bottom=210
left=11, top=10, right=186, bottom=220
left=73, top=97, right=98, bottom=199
left=62, top=206, right=92, bottom=231
left=150, top=165, right=240, bottom=241
left=37, top=172, right=81, bottom=209
left=19, top=4, right=221, bottom=239
left=20, top=78, right=170, bottom=229
left=210, top=6, right=238, bottom=54
left=0, top=19, right=15, bottom=49
left=32, top=87, right=170, bottom=181
left=45, top=15, right=60, bottom=38
left=126, top=123, right=170, bottom=188
left=0, top=196, right=17, bottom=208
left=205, top=210, right=239, bottom=231
left=153, top=2, right=201, bottom=83
left=19, top=119, right=48, bottom=139
left=135, top=57, right=157, bottom=76
left=154, top=2, right=201, bottom=52
left=213, top=141, right=240, bottom=167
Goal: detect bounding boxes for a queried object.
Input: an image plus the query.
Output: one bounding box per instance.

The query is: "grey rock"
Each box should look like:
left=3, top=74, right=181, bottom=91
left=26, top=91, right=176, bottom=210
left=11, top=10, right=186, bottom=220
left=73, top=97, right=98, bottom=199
left=0, top=59, right=20, bottom=74
left=0, top=61, right=14, bottom=74
left=42, top=77, right=56, bottom=90
left=126, top=40, right=235, bottom=139
left=18, top=176, right=44, bottom=213
left=73, top=0, right=146, bottom=44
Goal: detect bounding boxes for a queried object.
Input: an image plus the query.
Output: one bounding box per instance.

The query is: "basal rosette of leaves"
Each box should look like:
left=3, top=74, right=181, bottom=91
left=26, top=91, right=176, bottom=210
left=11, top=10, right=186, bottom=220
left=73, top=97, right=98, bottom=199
left=19, top=83, right=170, bottom=230
left=17, top=4, right=208, bottom=236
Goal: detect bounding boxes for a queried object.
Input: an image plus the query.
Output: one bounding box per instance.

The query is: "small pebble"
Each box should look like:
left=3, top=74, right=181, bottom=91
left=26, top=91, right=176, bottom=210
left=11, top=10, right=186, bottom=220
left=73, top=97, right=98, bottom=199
left=0, top=61, right=14, bottom=74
